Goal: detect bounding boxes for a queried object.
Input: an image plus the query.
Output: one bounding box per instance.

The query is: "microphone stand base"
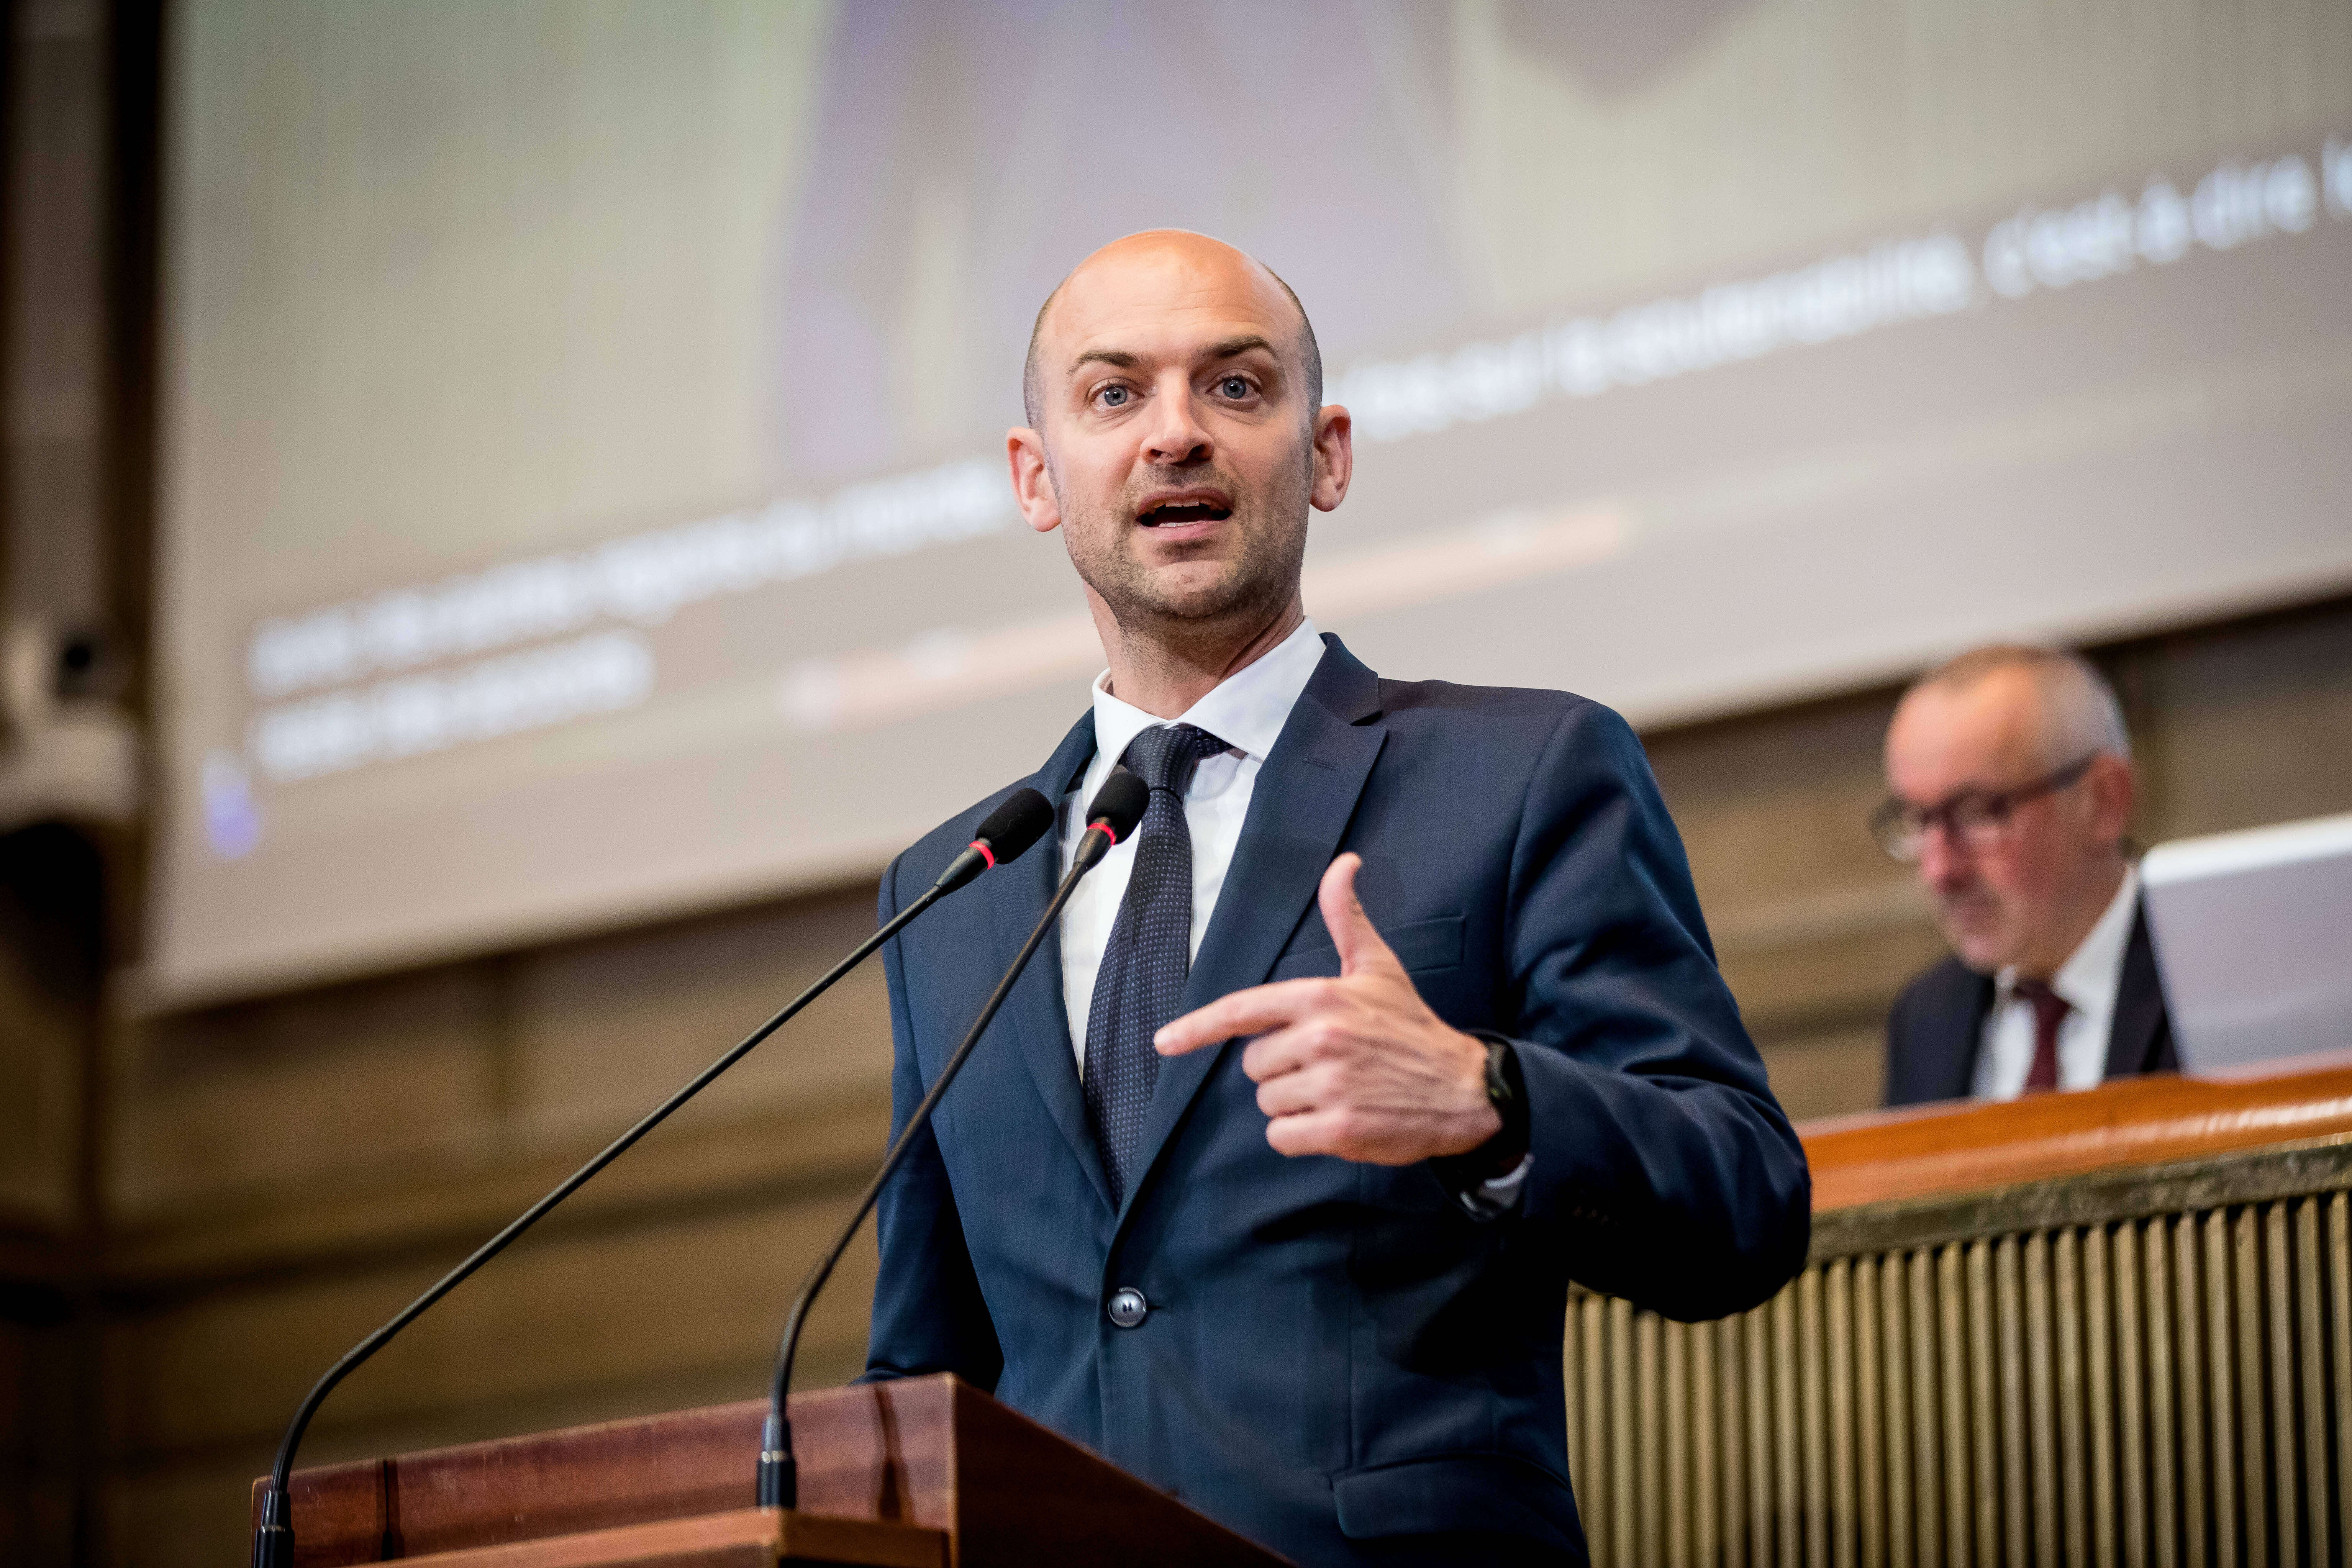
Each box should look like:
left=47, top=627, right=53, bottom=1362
left=756, top=1415, right=795, bottom=1509
left=250, top=1523, right=292, bottom=1568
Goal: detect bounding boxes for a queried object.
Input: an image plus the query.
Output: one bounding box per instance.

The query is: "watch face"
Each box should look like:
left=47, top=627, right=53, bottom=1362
left=1486, top=1040, right=1515, bottom=1106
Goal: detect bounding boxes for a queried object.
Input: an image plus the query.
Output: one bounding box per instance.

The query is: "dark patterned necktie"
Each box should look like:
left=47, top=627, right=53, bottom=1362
left=2016, top=978, right=2071, bottom=1093
left=1083, top=723, right=1230, bottom=1206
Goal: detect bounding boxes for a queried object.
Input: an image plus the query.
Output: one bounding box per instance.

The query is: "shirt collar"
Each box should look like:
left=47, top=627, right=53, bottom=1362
left=1087, top=618, right=1324, bottom=773
left=1994, top=863, right=2141, bottom=1013
left=2052, top=863, right=2140, bottom=1012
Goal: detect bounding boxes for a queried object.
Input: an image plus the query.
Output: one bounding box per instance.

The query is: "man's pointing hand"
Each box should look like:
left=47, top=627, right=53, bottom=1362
left=1154, top=853, right=1502, bottom=1165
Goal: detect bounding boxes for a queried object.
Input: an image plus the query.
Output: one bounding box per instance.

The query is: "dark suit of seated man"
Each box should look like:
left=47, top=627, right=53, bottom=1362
left=863, top=231, right=1811, bottom=1566
left=1876, top=646, right=2177, bottom=1107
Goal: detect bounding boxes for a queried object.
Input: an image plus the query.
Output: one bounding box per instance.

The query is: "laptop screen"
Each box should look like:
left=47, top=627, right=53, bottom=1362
left=2143, top=813, right=2352, bottom=1075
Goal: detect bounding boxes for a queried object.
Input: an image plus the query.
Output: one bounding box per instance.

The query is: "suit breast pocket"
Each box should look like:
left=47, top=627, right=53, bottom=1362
left=1270, top=914, right=1465, bottom=981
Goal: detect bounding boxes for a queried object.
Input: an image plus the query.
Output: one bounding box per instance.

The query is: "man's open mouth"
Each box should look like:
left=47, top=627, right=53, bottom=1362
left=1137, top=500, right=1233, bottom=527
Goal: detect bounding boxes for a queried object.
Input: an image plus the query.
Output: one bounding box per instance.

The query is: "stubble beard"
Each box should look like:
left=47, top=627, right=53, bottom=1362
left=1051, top=448, right=1312, bottom=644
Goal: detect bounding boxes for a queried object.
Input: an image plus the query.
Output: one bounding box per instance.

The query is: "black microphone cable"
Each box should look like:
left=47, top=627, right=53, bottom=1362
left=251, top=787, right=1057, bottom=1568
left=757, top=766, right=1150, bottom=1510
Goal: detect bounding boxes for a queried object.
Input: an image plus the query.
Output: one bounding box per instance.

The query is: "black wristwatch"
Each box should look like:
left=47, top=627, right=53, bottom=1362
left=1431, top=1033, right=1530, bottom=1193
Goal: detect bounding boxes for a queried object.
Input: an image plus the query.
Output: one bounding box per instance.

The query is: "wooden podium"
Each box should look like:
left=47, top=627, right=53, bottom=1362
left=253, top=1373, right=1290, bottom=1567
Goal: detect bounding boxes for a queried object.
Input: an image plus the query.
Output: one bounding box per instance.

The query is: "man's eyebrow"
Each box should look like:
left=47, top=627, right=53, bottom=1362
left=1065, top=336, right=1282, bottom=377
left=1203, top=335, right=1277, bottom=361
left=1068, top=347, right=1141, bottom=374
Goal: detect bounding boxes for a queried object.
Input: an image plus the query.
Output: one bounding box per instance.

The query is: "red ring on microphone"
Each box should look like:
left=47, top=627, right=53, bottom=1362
left=967, top=839, right=997, bottom=870
left=1092, top=822, right=1122, bottom=847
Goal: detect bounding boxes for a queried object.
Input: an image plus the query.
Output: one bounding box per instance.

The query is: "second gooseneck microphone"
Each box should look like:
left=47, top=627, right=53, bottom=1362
left=757, top=767, right=1151, bottom=1510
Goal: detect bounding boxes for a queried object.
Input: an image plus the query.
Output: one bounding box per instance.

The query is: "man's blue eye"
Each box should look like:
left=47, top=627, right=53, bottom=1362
left=1220, top=377, right=1249, bottom=398
left=1101, top=386, right=1129, bottom=407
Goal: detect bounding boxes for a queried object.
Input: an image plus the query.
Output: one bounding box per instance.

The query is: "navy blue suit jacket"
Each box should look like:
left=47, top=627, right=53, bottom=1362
left=864, top=637, right=1811, bottom=1564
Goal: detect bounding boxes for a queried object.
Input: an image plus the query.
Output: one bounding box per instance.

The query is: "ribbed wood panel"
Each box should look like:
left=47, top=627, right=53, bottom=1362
left=1566, top=1190, right=2351, bottom=1565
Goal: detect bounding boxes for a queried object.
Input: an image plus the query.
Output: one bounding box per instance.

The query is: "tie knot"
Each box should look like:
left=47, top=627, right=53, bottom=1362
left=2014, top=977, right=2071, bottom=1029
left=1120, top=723, right=1229, bottom=794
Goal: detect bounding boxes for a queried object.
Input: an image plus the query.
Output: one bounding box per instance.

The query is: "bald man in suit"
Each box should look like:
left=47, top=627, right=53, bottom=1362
left=863, top=231, right=1809, bottom=1565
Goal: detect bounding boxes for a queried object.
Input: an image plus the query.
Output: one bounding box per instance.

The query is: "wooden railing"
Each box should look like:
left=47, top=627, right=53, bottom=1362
left=1565, top=1066, right=2352, bottom=1567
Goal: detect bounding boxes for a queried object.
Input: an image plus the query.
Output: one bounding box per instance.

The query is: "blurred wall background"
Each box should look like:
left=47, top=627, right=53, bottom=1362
left=1, top=3, right=2349, bottom=1564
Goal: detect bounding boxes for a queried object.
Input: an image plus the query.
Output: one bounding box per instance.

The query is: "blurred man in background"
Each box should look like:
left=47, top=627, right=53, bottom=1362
left=1877, top=646, right=2177, bottom=1106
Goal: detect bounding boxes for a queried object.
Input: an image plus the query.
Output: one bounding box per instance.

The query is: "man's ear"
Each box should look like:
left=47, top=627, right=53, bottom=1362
left=1006, top=428, right=1062, bottom=534
left=2089, top=753, right=2136, bottom=852
left=1310, top=404, right=1353, bottom=513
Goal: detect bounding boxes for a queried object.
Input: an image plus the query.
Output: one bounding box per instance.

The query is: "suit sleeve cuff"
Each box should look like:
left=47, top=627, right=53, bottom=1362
left=1452, top=1151, right=1533, bottom=1221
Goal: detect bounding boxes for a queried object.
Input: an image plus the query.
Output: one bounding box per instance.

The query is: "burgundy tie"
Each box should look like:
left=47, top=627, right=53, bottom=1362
left=2014, top=978, right=2070, bottom=1093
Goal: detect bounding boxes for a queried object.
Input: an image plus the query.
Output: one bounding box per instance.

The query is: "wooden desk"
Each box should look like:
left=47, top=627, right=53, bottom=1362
left=1567, top=1065, right=2352, bottom=1567
left=1804, top=1065, right=2352, bottom=1211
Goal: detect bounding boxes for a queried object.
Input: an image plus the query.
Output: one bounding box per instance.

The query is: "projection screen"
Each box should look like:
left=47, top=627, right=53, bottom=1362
left=151, top=0, right=2352, bottom=1003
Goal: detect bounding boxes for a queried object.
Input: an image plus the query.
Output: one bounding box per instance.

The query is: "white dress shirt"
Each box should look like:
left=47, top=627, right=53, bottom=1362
left=1972, top=866, right=2141, bottom=1101
left=1058, top=618, right=1326, bottom=1070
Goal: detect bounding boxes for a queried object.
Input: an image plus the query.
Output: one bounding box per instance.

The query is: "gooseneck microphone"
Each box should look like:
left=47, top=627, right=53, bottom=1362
left=251, top=787, right=1057, bottom=1568
left=758, top=767, right=1150, bottom=1511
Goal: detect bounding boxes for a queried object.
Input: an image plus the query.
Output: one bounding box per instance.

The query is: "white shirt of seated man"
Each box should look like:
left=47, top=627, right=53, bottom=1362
left=1973, top=864, right=2139, bottom=1100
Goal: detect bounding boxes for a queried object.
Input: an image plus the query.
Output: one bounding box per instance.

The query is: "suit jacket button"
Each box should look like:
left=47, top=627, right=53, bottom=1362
left=1107, top=1287, right=1149, bottom=1328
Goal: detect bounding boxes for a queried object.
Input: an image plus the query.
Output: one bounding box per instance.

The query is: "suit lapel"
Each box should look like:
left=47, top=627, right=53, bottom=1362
left=1948, top=973, right=1995, bottom=1101
left=2105, top=900, right=2170, bottom=1079
left=984, top=711, right=1116, bottom=1212
left=1116, top=637, right=1388, bottom=1226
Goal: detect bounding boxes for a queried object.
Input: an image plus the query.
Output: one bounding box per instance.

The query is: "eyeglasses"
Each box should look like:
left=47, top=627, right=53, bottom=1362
left=1869, top=753, right=2099, bottom=863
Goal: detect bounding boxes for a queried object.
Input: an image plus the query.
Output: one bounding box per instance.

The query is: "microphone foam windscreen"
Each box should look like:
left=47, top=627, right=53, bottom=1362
left=1087, top=767, right=1150, bottom=842
left=974, top=788, right=1055, bottom=863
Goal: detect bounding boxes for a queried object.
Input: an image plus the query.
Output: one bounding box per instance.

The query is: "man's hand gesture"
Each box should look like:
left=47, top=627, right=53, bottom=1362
left=1155, top=853, right=1501, bottom=1164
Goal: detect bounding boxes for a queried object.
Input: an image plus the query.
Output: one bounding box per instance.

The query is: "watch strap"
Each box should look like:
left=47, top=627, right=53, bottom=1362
left=1430, top=1032, right=1531, bottom=1209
